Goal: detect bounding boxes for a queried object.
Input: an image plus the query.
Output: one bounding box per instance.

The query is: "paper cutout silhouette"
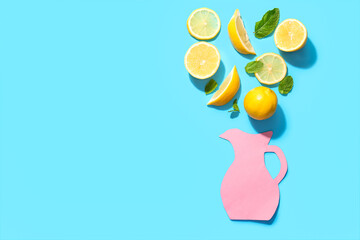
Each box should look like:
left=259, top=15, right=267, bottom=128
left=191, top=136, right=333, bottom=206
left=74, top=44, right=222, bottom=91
left=219, top=129, right=287, bottom=221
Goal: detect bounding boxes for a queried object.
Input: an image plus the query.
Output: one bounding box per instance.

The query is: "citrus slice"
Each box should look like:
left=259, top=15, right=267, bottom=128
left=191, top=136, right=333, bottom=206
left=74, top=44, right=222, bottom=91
left=187, top=8, right=221, bottom=40
left=207, top=66, right=240, bottom=106
left=184, top=42, right=220, bottom=79
left=255, top=53, right=287, bottom=85
left=274, top=19, right=307, bottom=52
left=228, top=9, right=255, bottom=55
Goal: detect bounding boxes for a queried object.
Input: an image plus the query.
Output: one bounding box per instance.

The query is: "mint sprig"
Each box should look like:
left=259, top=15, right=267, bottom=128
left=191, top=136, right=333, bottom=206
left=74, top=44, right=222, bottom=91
left=228, top=99, right=240, bottom=112
left=279, top=76, right=293, bottom=95
left=255, top=8, right=280, bottom=38
left=205, top=79, right=218, bottom=95
left=245, top=61, right=264, bottom=74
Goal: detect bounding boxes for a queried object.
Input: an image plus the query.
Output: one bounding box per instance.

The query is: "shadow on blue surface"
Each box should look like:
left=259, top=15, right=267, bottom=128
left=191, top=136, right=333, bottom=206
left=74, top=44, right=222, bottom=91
left=237, top=51, right=256, bottom=60
left=260, top=81, right=280, bottom=89
left=230, top=110, right=239, bottom=119
left=279, top=38, right=317, bottom=69
left=249, top=105, right=286, bottom=139
left=189, top=60, right=226, bottom=92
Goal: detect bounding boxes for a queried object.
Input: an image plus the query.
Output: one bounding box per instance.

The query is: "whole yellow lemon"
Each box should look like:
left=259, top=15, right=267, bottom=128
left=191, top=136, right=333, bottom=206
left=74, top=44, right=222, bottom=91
left=244, top=86, right=277, bottom=120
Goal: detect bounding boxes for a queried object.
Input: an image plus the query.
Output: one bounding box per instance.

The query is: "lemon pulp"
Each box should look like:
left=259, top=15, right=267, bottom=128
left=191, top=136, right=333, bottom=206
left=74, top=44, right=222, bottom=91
left=274, top=19, right=307, bottom=52
left=255, top=53, right=287, bottom=85
left=184, top=42, right=220, bottom=79
left=187, top=8, right=221, bottom=40
left=228, top=9, right=255, bottom=55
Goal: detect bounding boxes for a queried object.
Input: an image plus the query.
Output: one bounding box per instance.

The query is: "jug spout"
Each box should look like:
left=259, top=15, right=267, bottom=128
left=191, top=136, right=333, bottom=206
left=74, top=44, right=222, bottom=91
left=219, top=130, right=231, bottom=141
left=220, top=129, right=274, bottom=150
left=220, top=129, right=246, bottom=141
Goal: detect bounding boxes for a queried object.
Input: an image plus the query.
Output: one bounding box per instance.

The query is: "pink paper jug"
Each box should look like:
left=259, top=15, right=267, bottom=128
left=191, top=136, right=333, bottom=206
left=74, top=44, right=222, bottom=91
left=220, top=129, right=287, bottom=221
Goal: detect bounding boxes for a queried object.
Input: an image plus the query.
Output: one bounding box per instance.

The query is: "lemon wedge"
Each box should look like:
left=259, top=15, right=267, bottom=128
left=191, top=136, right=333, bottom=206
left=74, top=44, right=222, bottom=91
left=184, top=42, right=220, bottom=79
left=207, top=66, right=240, bottom=106
left=228, top=9, right=255, bottom=55
left=255, top=53, right=287, bottom=85
left=187, top=8, right=221, bottom=40
left=274, top=19, right=307, bottom=52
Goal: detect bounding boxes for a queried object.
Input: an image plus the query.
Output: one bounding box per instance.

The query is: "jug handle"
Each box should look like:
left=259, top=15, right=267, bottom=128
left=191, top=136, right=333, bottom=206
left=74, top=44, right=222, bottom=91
left=266, top=145, right=288, bottom=185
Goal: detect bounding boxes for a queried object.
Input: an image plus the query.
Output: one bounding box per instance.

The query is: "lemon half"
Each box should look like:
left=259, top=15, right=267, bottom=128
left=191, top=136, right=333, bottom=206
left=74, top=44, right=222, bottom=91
left=255, top=53, right=287, bottom=85
left=274, top=19, right=307, bottom=52
left=207, top=66, right=240, bottom=106
left=187, top=8, right=221, bottom=40
left=184, top=42, right=220, bottom=79
left=228, top=9, right=255, bottom=55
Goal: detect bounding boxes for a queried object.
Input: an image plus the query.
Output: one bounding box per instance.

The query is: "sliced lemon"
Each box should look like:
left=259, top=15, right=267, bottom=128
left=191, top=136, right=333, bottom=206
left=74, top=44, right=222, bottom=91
left=255, top=53, right=287, bottom=85
left=228, top=9, right=255, bottom=55
left=187, top=8, right=221, bottom=40
left=184, top=42, right=220, bottom=79
left=274, top=19, right=307, bottom=52
left=207, top=66, right=240, bottom=106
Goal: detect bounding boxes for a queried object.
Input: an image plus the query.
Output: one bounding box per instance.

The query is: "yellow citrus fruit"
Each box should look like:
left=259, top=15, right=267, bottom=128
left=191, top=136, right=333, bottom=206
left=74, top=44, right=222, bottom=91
left=228, top=9, right=256, bottom=55
left=207, top=66, right=240, bottom=106
left=274, top=19, right=308, bottom=52
left=255, top=53, right=287, bottom=85
left=184, top=42, right=220, bottom=79
left=244, top=86, right=277, bottom=120
left=187, top=8, right=221, bottom=40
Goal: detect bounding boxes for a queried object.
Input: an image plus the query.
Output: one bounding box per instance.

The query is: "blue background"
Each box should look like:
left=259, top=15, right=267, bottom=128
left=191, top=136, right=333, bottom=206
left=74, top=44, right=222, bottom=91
left=0, top=0, right=359, bottom=239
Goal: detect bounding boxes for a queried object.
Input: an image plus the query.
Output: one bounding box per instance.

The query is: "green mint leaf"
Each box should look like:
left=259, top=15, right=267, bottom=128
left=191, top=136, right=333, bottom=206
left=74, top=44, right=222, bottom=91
left=255, top=8, right=280, bottom=38
left=205, top=79, right=218, bottom=95
left=245, top=61, right=264, bottom=73
left=228, top=99, right=240, bottom=112
left=279, top=76, right=293, bottom=95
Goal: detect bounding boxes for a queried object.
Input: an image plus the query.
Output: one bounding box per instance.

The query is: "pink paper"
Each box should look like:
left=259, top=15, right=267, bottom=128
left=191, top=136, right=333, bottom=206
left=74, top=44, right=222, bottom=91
left=219, top=129, right=287, bottom=221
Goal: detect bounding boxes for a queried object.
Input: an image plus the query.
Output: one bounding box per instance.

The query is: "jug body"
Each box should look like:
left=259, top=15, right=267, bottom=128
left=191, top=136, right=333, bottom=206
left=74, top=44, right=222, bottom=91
left=220, top=153, right=280, bottom=220
left=219, top=129, right=287, bottom=221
